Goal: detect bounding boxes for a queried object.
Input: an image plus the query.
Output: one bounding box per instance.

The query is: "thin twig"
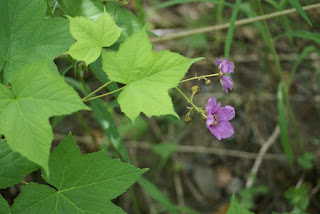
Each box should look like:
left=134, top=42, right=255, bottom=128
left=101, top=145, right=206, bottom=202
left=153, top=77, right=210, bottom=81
left=53, top=133, right=286, bottom=160
left=174, top=172, right=185, bottom=208
left=246, top=125, right=280, bottom=188
left=150, top=3, right=320, bottom=42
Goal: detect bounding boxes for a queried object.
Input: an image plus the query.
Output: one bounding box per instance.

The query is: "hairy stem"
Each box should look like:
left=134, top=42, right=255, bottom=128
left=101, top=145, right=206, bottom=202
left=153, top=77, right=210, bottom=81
left=179, top=73, right=219, bottom=83
left=175, top=87, right=206, bottom=118
left=85, top=87, right=125, bottom=102
left=82, top=81, right=113, bottom=102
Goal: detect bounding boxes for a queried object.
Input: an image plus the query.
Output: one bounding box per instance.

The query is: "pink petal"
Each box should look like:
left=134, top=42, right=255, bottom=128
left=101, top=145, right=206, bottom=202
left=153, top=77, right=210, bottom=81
left=211, top=121, right=234, bottom=139
left=206, top=97, right=221, bottom=114
left=216, top=58, right=222, bottom=66
left=206, top=114, right=214, bottom=128
left=208, top=125, right=222, bottom=140
left=221, top=75, right=233, bottom=93
left=217, top=106, right=235, bottom=121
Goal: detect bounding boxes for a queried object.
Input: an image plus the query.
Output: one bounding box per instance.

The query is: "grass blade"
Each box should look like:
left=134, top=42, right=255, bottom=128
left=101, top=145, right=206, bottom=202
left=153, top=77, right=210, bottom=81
left=274, top=31, right=320, bottom=44
left=224, top=0, right=242, bottom=58
left=288, top=0, right=312, bottom=26
left=277, top=82, right=294, bottom=167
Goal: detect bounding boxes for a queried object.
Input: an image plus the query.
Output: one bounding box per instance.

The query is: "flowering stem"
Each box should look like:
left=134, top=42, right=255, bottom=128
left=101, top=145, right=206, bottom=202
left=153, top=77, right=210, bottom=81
left=175, top=87, right=207, bottom=118
left=179, top=73, right=219, bottom=83
left=84, top=86, right=125, bottom=102
left=82, top=81, right=113, bottom=102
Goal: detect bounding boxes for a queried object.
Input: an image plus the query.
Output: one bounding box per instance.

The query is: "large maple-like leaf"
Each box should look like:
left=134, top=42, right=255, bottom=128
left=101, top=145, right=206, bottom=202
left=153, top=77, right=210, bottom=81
left=102, top=29, right=203, bottom=122
left=0, top=62, right=89, bottom=173
left=0, top=139, right=39, bottom=189
left=11, top=134, right=147, bottom=213
left=67, top=9, right=121, bottom=65
left=0, top=194, right=10, bottom=214
left=0, top=0, right=74, bottom=82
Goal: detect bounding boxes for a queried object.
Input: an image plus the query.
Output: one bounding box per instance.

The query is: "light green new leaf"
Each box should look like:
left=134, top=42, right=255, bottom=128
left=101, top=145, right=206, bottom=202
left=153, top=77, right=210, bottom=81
left=67, top=9, right=121, bottom=65
left=102, top=29, right=203, bottom=122
left=0, top=194, right=10, bottom=214
left=226, top=195, right=254, bottom=214
left=0, top=139, right=39, bottom=189
left=0, top=62, right=89, bottom=174
left=11, top=134, right=147, bottom=213
left=0, top=0, right=74, bottom=82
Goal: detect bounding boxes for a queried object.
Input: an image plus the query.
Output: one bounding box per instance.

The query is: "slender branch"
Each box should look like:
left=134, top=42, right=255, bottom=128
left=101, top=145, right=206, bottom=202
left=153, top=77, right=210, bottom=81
left=179, top=73, right=219, bottom=83
left=246, top=125, right=280, bottom=188
left=82, top=81, right=113, bottom=102
left=150, top=3, right=320, bottom=42
left=84, top=86, right=125, bottom=102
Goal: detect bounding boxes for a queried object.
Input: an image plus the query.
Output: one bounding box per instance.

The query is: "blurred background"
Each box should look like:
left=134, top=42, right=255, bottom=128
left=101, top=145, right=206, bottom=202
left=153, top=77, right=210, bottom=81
left=2, top=0, right=320, bottom=213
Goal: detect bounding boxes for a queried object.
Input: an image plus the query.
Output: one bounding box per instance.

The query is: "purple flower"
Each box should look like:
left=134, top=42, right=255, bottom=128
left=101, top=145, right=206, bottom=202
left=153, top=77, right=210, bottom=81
left=216, top=58, right=235, bottom=93
left=205, top=97, right=235, bottom=140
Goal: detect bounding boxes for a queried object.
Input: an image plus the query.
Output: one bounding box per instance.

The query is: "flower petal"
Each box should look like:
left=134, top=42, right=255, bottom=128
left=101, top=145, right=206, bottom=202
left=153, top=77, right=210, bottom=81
left=208, top=125, right=222, bottom=140
left=213, top=121, right=234, bottom=139
left=216, top=58, right=222, bottom=66
left=206, top=114, right=214, bottom=128
left=221, top=75, right=233, bottom=93
left=217, top=105, right=235, bottom=121
left=206, top=97, right=221, bottom=114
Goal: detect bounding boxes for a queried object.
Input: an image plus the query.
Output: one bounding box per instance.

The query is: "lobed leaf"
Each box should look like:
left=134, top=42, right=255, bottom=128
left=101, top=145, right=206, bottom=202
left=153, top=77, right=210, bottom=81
left=102, top=29, right=203, bottom=122
left=0, top=0, right=74, bottom=82
left=0, top=62, right=89, bottom=174
left=11, top=134, right=147, bottom=213
left=0, top=139, right=39, bottom=189
left=67, top=9, right=121, bottom=65
left=0, top=194, right=10, bottom=214
left=226, top=194, right=254, bottom=214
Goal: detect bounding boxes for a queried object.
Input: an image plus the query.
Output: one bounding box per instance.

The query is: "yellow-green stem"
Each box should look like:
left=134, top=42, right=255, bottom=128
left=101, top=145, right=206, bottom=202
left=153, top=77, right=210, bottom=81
left=180, top=73, right=219, bottom=83
left=85, top=86, right=125, bottom=102
left=82, top=81, right=113, bottom=102
left=175, top=87, right=206, bottom=118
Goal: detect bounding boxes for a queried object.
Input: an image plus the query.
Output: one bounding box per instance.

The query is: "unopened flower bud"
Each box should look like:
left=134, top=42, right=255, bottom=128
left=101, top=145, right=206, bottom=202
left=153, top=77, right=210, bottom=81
left=184, top=116, right=192, bottom=124
left=191, top=85, right=200, bottom=95
left=205, top=79, right=212, bottom=86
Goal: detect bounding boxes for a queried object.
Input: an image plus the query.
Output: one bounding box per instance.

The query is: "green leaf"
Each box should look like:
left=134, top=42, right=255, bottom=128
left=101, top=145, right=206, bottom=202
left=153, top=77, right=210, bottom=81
left=284, top=183, right=309, bottom=211
left=0, top=194, right=10, bottom=214
left=224, top=0, right=241, bottom=58
left=57, top=0, right=104, bottom=19
left=67, top=9, right=121, bottom=65
left=0, top=139, right=39, bottom=189
left=102, top=29, right=203, bottom=122
left=11, top=134, right=147, bottom=213
left=288, top=0, right=312, bottom=26
left=0, top=0, right=74, bottom=82
left=226, top=195, right=254, bottom=214
left=105, top=2, right=144, bottom=43
left=277, top=82, right=294, bottom=167
left=0, top=62, right=89, bottom=174
left=297, top=152, right=314, bottom=170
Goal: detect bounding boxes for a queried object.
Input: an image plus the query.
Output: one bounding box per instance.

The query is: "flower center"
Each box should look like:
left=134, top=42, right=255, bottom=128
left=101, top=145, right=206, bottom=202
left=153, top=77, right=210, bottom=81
left=211, top=114, right=219, bottom=126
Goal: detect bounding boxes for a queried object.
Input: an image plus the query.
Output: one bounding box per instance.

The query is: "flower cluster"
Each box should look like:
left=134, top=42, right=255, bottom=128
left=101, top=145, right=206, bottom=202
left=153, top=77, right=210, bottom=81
left=216, top=58, right=234, bottom=93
